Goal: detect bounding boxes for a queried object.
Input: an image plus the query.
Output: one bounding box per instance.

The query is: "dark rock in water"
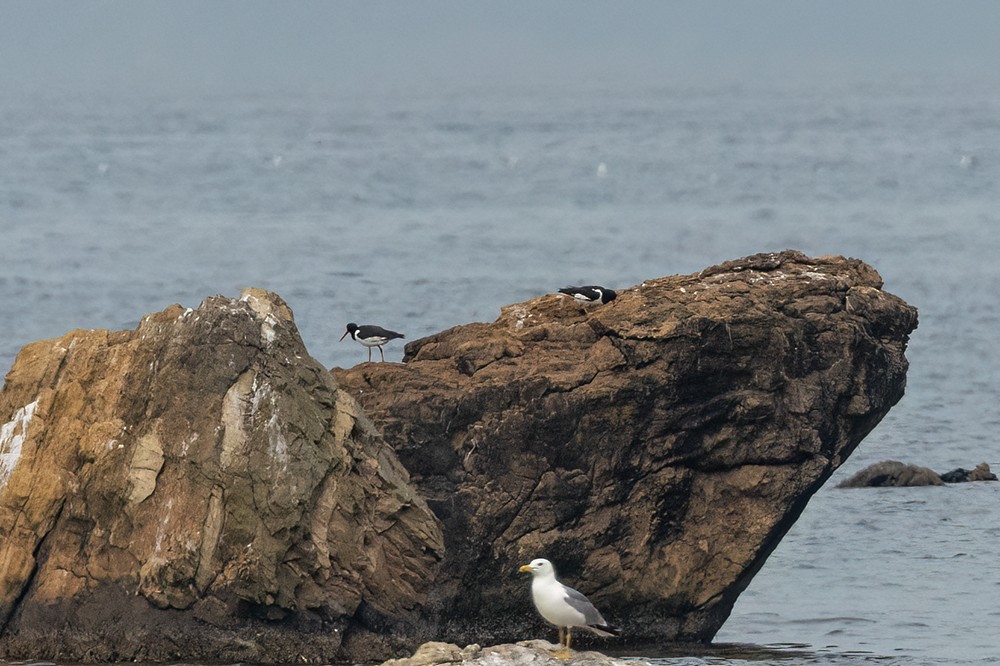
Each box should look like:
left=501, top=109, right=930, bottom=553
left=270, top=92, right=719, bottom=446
left=939, top=462, right=997, bottom=483
left=0, top=289, right=443, bottom=663
left=939, top=469, right=966, bottom=483
left=967, top=462, right=996, bottom=481
left=837, top=460, right=943, bottom=487
left=334, top=250, right=918, bottom=648
left=839, top=461, right=997, bottom=486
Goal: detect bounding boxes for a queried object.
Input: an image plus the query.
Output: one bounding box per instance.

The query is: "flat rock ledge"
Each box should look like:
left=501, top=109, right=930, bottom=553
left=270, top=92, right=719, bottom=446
left=381, top=641, right=649, bottom=666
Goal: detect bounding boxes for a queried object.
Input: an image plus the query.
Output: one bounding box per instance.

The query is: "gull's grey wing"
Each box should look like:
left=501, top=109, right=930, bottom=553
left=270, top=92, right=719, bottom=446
left=562, top=585, right=607, bottom=626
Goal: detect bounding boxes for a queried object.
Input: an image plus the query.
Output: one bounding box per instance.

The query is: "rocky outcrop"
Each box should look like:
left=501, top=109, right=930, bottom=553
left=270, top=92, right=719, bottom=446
left=0, top=289, right=443, bottom=662
left=334, top=251, right=918, bottom=647
left=1, top=251, right=919, bottom=661
left=839, top=460, right=997, bottom=487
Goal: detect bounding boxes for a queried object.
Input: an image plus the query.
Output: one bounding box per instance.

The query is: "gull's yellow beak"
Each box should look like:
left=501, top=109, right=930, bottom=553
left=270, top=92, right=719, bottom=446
left=518, top=564, right=532, bottom=573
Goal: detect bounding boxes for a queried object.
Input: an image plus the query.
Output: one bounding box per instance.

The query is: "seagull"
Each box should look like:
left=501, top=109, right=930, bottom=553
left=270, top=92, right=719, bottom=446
left=339, top=323, right=405, bottom=362
left=518, top=558, right=619, bottom=658
left=558, top=285, right=617, bottom=306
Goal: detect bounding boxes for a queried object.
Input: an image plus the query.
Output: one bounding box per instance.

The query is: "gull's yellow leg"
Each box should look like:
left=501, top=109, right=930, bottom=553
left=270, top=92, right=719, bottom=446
left=555, top=628, right=572, bottom=659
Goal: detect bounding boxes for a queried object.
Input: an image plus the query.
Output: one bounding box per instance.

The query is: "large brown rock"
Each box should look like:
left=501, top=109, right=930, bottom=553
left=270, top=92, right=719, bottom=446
left=0, top=289, right=443, bottom=662
left=0, top=251, right=919, bottom=661
left=334, top=251, right=918, bottom=646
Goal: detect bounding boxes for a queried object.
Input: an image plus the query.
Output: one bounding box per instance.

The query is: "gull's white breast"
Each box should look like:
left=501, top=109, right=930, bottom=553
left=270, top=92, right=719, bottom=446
left=532, top=578, right=585, bottom=627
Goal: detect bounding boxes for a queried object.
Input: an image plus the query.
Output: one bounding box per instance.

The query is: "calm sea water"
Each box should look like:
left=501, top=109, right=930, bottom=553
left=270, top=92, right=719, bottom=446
left=2, top=79, right=999, bottom=664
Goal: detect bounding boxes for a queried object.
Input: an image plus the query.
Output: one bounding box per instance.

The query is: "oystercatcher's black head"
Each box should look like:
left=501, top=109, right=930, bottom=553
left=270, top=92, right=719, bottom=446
left=601, top=288, right=617, bottom=303
left=339, top=322, right=359, bottom=341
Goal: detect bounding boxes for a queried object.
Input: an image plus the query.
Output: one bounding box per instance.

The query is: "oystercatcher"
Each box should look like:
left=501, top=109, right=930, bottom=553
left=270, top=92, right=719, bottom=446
left=519, top=558, right=620, bottom=658
left=558, top=285, right=617, bottom=305
left=339, top=323, right=405, bottom=362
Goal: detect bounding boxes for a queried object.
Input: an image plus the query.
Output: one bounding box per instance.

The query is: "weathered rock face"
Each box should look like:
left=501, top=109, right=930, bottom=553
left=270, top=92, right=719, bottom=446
left=0, top=289, right=443, bottom=662
left=334, top=251, right=918, bottom=647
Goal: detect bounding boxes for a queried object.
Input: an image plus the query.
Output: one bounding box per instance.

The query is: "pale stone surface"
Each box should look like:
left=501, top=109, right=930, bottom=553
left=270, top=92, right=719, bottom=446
left=382, top=642, right=653, bottom=666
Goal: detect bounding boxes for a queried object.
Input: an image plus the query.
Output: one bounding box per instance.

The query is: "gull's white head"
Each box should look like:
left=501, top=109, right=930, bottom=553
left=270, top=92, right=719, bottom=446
left=518, top=558, right=555, bottom=577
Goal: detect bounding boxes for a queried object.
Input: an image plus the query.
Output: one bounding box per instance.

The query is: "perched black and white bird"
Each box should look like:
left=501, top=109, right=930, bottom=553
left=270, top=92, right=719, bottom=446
left=558, top=285, right=617, bottom=305
left=339, top=323, right=405, bottom=362
left=518, top=558, right=620, bottom=658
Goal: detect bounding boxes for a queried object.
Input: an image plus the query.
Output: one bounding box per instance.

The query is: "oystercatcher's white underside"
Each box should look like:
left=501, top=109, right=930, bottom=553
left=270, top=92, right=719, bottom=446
left=571, top=291, right=601, bottom=303
left=356, top=335, right=390, bottom=347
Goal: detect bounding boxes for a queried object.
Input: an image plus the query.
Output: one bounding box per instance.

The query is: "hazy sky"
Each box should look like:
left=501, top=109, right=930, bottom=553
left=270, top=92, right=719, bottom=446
left=2, top=1, right=999, bottom=95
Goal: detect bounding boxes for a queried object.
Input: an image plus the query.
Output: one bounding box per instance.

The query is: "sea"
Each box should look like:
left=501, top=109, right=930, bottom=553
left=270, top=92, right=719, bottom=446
left=1, top=77, right=999, bottom=664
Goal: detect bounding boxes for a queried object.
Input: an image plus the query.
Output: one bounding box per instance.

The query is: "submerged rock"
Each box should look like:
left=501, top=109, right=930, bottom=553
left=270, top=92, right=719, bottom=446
left=0, top=289, right=443, bottom=662
left=840, top=460, right=997, bottom=486
left=939, top=462, right=997, bottom=483
left=836, top=460, right=943, bottom=487
left=335, top=250, right=918, bottom=647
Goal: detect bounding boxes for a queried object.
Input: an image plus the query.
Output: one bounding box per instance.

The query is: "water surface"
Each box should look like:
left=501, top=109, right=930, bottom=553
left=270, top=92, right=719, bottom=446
left=2, top=79, right=999, bottom=663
